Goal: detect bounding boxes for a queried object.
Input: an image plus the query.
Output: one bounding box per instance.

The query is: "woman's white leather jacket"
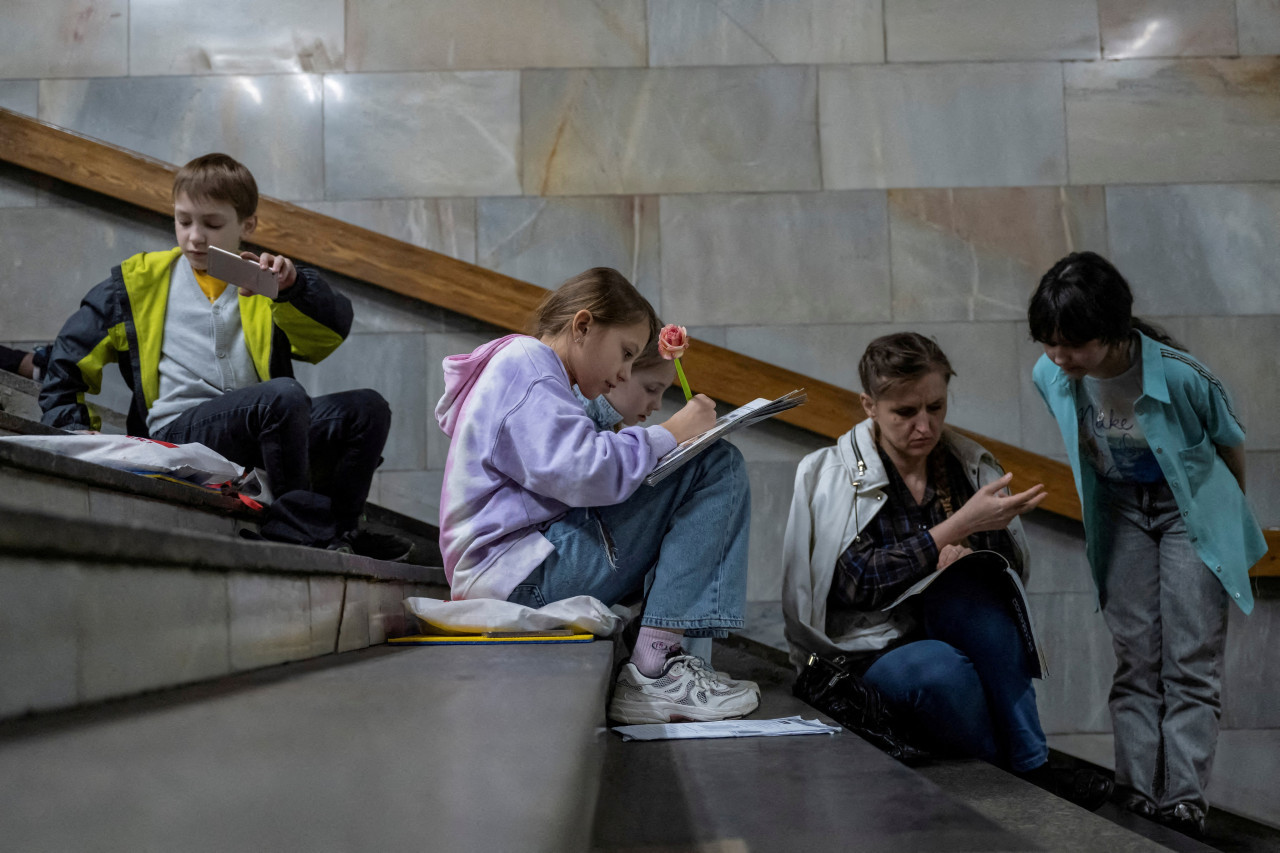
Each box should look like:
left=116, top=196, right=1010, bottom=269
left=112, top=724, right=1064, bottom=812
left=781, top=419, right=1031, bottom=672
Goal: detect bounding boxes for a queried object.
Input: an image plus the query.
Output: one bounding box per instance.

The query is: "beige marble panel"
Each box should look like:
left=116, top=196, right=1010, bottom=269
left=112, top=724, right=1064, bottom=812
left=0, top=205, right=174, bottom=341
left=820, top=63, right=1068, bottom=189
left=523, top=67, right=820, bottom=196
left=1222, top=600, right=1280, bottom=729
left=376, top=469, right=446, bottom=528
left=889, top=187, right=1108, bottom=323
left=1106, top=184, right=1280, bottom=317
left=1244, top=451, right=1280, bottom=528
left=346, top=0, right=646, bottom=71
left=324, top=72, right=520, bottom=199
left=300, top=199, right=476, bottom=263
left=39, top=75, right=325, bottom=201
left=0, top=561, right=78, bottom=717
left=726, top=321, right=1026, bottom=446
left=744, top=461, right=803, bottom=601
left=660, top=191, right=889, bottom=326
left=1238, top=0, right=1280, bottom=55
left=1030, top=592, right=1115, bottom=734
left=477, top=196, right=660, bottom=311
left=129, top=0, right=344, bottom=75
left=369, top=582, right=410, bottom=643
left=1066, top=58, right=1280, bottom=185
left=0, top=82, right=40, bottom=208
left=291, top=331, right=429, bottom=472
left=0, top=0, right=127, bottom=79
left=228, top=572, right=312, bottom=670
left=1100, top=0, right=1238, bottom=58
left=1176, top=316, right=1280, bottom=452
left=1021, top=512, right=1093, bottom=596
left=648, top=0, right=884, bottom=66
left=885, top=0, right=1099, bottom=61
left=79, top=567, right=230, bottom=701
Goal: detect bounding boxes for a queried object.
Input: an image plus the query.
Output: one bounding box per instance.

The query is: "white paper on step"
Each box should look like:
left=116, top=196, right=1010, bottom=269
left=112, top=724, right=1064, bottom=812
left=613, top=715, right=841, bottom=742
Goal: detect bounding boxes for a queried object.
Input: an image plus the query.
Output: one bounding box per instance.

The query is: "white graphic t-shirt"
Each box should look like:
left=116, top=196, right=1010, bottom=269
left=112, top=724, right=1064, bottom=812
left=1077, top=358, right=1164, bottom=483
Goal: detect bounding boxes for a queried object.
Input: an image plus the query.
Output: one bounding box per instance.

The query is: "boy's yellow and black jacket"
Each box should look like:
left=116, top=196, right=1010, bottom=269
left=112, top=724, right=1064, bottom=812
left=40, top=247, right=353, bottom=436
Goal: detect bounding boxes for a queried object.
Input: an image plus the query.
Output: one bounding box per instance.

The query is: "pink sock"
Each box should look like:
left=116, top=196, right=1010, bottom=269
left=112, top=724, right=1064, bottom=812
left=630, top=627, right=685, bottom=677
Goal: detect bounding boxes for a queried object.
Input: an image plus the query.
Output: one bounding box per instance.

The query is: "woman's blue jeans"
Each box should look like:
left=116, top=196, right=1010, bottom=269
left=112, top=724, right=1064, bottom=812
left=862, top=568, right=1048, bottom=772
left=507, top=440, right=750, bottom=638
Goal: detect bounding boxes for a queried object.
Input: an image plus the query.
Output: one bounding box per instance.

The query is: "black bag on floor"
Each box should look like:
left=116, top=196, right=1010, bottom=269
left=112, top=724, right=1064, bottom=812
left=792, top=652, right=931, bottom=765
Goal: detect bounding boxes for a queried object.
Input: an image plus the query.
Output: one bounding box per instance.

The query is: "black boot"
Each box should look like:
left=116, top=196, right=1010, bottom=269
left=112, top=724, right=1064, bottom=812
left=1019, top=763, right=1114, bottom=812
left=1159, top=802, right=1207, bottom=837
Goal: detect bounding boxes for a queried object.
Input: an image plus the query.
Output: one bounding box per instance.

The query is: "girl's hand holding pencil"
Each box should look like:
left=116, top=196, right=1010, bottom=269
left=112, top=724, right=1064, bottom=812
left=663, top=394, right=716, bottom=444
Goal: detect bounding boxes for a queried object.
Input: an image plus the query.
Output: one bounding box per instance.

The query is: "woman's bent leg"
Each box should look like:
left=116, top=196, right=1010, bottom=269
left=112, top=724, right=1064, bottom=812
left=920, top=569, right=1047, bottom=772
left=864, top=639, right=999, bottom=762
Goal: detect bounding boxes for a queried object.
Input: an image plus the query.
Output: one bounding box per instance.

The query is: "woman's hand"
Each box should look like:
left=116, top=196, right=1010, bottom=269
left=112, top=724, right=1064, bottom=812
left=661, top=394, right=716, bottom=444
left=937, top=543, right=972, bottom=570
left=931, top=472, right=1047, bottom=547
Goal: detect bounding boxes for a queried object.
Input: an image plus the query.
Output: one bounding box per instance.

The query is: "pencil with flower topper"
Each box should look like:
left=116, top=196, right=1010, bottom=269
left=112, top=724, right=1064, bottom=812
left=657, top=324, right=693, bottom=401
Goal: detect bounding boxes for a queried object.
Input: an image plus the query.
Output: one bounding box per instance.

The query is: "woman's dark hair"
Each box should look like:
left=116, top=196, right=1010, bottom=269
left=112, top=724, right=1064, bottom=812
left=858, top=332, right=955, bottom=399
left=1028, top=251, right=1182, bottom=349
left=527, top=267, right=659, bottom=346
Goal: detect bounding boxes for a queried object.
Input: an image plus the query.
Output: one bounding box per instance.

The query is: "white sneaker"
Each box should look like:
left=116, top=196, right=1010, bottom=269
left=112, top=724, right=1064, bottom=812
left=608, top=654, right=760, bottom=724
left=682, top=653, right=761, bottom=698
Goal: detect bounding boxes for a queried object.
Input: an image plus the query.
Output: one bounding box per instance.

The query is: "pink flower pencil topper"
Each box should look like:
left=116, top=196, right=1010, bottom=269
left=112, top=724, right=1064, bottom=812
left=658, top=324, right=693, bottom=401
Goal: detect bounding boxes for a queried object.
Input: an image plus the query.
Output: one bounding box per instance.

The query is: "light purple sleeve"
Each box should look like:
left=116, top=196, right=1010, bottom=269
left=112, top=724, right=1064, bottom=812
left=491, top=377, right=677, bottom=507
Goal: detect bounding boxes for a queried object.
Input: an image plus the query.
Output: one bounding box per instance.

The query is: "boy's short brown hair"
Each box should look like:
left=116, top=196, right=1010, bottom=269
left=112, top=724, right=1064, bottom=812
left=172, top=153, right=258, bottom=221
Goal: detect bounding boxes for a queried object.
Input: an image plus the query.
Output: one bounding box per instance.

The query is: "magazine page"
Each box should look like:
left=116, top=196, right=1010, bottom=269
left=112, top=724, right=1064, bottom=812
left=643, top=390, right=806, bottom=486
left=880, top=549, right=1047, bottom=678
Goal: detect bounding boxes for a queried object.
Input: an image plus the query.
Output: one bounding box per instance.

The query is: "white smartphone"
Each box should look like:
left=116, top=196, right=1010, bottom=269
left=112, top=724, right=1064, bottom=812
left=206, top=245, right=280, bottom=299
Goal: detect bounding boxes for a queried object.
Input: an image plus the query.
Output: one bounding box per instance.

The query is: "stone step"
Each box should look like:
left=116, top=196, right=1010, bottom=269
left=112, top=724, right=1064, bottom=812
left=593, top=641, right=1186, bottom=853
left=0, top=506, right=446, bottom=720
left=0, top=416, right=443, bottom=566
left=0, top=640, right=614, bottom=853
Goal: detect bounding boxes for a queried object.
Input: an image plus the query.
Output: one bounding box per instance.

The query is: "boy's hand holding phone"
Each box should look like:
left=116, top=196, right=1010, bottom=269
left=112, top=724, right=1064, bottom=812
left=240, top=250, right=297, bottom=293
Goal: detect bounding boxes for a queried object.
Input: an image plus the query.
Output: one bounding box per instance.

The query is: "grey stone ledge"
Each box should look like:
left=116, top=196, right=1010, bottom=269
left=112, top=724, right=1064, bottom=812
left=0, top=507, right=446, bottom=585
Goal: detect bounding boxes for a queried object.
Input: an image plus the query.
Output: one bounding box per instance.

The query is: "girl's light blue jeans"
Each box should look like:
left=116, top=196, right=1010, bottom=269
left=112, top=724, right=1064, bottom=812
left=1099, top=479, right=1229, bottom=812
left=507, top=440, right=750, bottom=638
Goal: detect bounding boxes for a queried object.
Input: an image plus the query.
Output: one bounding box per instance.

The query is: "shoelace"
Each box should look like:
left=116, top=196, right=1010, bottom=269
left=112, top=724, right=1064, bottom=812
left=671, top=655, right=731, bottom=692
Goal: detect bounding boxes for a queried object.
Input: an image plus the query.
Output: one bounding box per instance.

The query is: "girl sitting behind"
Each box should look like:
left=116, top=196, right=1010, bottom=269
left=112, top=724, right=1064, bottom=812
left=435, top=268, right=758, bottom=724
left=580, top=337, right=679, bottom=431
left=784, top=332, right=1110, bottom=808
left=1029, top=251, right=1265, bottom=836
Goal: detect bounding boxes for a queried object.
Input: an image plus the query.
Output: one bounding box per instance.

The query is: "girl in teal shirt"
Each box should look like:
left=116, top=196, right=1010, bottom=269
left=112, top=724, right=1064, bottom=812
left=1028, top=251, right=1265, bottom=838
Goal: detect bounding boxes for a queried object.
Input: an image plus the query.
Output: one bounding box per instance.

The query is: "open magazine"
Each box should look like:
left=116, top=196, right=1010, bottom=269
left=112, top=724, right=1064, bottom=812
left=644, top=390, right=806, bottom=486
left=881, top=549, right=1048, bottom=678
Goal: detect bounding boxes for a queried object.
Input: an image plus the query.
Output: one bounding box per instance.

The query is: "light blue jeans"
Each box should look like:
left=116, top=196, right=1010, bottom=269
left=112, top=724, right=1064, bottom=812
left=507, top=441, right=750, bottom=638
left=1099, top=479, right=1229, bottom=813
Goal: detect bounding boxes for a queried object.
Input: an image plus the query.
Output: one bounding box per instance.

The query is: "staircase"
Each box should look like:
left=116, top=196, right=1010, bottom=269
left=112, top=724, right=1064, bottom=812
left=4, top=370, right=1277, bottom=852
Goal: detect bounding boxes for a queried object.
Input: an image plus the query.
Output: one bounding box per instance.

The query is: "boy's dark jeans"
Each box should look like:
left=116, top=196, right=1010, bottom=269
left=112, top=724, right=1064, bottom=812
left=152, top=378, right=390, bottom=532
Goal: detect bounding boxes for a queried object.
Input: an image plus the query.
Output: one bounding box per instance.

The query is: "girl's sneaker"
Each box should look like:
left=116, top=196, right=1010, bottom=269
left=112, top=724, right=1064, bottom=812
left=608, top=654, right=760, bottom=724
left=682, top=653, right=761, bottom=698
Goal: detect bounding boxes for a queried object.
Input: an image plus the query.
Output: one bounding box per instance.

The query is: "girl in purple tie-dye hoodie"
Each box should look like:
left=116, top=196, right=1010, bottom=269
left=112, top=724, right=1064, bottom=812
left=435, top=268, right=759, bottom=724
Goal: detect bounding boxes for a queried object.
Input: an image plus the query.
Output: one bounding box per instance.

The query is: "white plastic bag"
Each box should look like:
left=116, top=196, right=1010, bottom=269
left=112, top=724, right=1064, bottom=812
left=0, top=434, right=258, bottom=492
left=403, top=595, right=624, bottom=637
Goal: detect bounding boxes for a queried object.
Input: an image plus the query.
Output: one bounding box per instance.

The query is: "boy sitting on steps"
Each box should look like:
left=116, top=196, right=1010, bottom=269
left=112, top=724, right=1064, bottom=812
left=40, top=152, right=410, bottom=561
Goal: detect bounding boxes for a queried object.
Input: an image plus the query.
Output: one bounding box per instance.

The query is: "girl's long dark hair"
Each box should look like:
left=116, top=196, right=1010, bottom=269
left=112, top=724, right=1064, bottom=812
left=1028, top=251, right=1183, bottom=350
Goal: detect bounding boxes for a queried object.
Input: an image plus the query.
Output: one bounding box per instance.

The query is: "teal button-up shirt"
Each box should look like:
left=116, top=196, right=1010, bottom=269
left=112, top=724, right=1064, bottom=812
left=1033, top=332, right=1265, bottom=614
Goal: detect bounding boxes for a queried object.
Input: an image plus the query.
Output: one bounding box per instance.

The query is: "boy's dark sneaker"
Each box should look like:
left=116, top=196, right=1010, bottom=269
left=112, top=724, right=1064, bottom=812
left=1115, top=787, right=1158, bottom=819
left=342, top=529, right=414, bottom=563
left=1159, top=802, right=1207, bottom=837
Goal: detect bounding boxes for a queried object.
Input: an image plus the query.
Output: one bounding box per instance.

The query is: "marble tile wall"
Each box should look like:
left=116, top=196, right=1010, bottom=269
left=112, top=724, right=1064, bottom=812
left=129, top=0, right=345, bottom=76
left=886, top=0, right=1100, bottom=61
left=819, top=63, right=1068, bottom=189
left=1099, top=0, right=1239, bottom=58
left=2, top=1, right=1279, bottom=737
left=647, top=0, right=885, bottom=66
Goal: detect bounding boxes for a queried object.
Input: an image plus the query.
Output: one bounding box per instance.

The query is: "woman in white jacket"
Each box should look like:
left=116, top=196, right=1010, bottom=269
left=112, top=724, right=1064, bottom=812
left=783, top=332, right=1109, bottom=807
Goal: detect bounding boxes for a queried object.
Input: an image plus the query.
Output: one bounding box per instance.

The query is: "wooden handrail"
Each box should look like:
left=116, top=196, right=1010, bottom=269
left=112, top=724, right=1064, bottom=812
left=1, top=109, right=1273, bottom=575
